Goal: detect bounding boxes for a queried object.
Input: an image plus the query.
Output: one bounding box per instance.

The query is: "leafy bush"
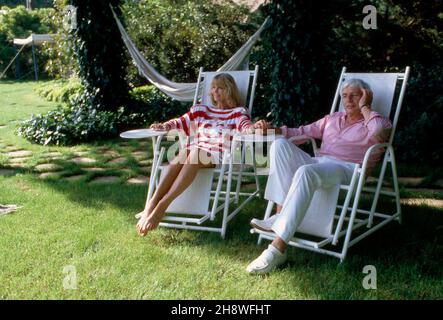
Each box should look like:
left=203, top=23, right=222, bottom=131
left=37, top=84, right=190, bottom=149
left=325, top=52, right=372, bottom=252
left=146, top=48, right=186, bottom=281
left=16, top=101, right=122, bottom=146
left=262, top=0, right=443, bottom=165
left=19, top=79, right=187, bottom=146
left=128, top=85, right=187, bottom=128
left=35, top=77, right=82, bottom=103
left=121, top=0, right=257, bottom=86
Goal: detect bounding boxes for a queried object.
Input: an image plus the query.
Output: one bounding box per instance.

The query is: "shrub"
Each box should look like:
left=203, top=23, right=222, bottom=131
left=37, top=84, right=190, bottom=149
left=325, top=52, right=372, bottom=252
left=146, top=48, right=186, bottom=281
left=262, top=0, right=443, bottom=164
left=16, top=101, right=122, bottom=146
left=35, top=76, right=82, bottom=103
left=121, top=0, right=257, bottom=86
left=20, top=79, right=187, bottom=146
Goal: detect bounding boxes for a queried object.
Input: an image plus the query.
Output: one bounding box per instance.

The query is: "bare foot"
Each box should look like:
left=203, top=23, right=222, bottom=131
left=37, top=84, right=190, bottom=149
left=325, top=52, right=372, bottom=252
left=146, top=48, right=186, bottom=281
left=136, top=212, right=146, bottom=235
left=136, top=201, right=169, bottom=236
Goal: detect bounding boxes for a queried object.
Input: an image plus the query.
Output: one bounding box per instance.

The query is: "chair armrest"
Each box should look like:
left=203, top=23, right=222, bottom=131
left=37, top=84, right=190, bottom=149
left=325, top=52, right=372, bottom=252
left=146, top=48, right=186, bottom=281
left=360, top=142, right=390, bottom=176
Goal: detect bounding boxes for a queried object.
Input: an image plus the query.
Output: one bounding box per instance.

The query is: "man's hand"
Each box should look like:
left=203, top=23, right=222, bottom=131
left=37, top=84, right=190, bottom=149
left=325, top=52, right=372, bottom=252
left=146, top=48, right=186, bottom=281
left=253, top=119, right=271, bottom=135
left=359, top=89, right=373, bottom=109
left=359, top=89, right=373, bottom=121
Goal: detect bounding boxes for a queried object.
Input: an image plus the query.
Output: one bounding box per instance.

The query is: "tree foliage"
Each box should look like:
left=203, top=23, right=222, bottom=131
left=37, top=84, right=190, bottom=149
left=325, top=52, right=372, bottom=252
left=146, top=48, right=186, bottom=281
left=262, top=0, right=443, bottom=164
left=121, top=0, right=256, bottom=85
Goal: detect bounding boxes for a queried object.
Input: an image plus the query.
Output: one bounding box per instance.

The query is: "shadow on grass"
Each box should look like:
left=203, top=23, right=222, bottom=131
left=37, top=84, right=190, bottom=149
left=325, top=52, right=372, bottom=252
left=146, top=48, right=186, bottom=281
left=34, top=175, right=442, bottom=299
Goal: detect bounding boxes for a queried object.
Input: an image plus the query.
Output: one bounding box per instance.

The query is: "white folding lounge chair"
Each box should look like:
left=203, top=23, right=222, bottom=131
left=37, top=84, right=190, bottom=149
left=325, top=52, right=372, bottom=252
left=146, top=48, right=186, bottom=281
left=124, top=66, right=261, bottom=238
left=251, top=66, right=411, bottom=262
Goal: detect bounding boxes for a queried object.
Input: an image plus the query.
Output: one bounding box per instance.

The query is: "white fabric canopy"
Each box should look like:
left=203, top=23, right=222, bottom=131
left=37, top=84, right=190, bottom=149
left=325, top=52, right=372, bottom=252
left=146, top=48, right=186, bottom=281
left=13, top=34, right=55, bottom=46
left=111, top=7, right=269, bottom=101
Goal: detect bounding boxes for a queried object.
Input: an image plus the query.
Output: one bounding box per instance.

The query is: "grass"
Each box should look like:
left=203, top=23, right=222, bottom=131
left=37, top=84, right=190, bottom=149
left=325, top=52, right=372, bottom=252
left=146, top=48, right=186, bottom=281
left=0, top=81, right=442, bottom=299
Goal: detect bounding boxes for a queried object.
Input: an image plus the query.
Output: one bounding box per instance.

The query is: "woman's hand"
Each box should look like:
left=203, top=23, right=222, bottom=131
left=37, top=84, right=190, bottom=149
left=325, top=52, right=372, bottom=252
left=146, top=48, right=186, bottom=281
left=253, top=120, right=271, bottom=135
left=150, top=122, right=167, bottom=131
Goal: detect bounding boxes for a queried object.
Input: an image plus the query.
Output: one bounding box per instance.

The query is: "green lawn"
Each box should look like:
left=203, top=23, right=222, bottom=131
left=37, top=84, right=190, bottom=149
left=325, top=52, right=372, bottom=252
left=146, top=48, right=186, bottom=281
left=0, top=81, right=442, bottom=299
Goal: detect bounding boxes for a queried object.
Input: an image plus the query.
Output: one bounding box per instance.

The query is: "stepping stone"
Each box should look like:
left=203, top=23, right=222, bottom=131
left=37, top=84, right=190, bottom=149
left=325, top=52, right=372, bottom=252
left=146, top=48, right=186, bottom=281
left=8, top=163, right=26, bottom=168
left=34, top=163, right=63, bottom=172
left=137, top=160, right=152, bottom=166
left=139, top=166, right=150, bottom=173
left=398, top=177, right=424, bottom=187
left=82, top=167, right=105, bottom=172
left=7, top=150, right=33, bottom=158
left=89, top=176, right=120, bottom=184
left=103, top=150, right=120, bottom=157
left=70, top=157, right=97, bottom=164
left=132, top=151, right=148, bottom=159
left=401, top=198, right=443, bottom=208
left=65, top=174, right=85, bottom=182
left=107, top=157, right=127, bottom=165
left=38, top=172, right=60, bottom=179
left=8, top=157, right=30, bottom=164
left=127, top=175, right=148, bottom=184
left=0, top=169, right=16, bottom=176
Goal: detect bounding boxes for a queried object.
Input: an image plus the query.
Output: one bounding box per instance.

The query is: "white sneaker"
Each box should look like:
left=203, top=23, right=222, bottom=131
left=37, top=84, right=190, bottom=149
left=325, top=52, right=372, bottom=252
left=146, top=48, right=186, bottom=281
left=250, top=214, right=278, bottom=232
left=246, top=244, right=287, bottom=274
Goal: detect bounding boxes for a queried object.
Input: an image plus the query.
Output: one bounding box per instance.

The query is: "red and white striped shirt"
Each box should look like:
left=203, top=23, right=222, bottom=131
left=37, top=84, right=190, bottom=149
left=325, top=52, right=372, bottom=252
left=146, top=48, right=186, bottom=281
left=164, top=105, right=252, bottom=157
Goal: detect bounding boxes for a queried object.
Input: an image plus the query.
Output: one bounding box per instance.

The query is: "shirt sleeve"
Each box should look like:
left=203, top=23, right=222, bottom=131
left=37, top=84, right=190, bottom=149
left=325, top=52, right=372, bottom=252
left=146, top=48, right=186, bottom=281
left=280, top=115, right=329, bottom=140
left=365, top=112, right=392, bottom=143
left=236, top=108, right=253, bottom=133
left=162, top=106, right=198, bottom=136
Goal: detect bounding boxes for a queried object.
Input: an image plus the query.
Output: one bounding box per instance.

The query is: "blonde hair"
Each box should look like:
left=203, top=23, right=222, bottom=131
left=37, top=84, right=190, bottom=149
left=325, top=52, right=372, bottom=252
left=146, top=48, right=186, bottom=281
left=209, top=73, right=243, bottom=108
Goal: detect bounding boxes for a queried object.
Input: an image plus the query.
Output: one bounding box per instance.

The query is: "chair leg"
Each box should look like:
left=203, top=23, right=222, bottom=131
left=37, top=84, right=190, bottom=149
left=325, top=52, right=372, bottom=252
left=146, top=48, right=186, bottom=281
left=257, top=201, right=274, bottom=245
left=389, top=147, right=402, bottom=225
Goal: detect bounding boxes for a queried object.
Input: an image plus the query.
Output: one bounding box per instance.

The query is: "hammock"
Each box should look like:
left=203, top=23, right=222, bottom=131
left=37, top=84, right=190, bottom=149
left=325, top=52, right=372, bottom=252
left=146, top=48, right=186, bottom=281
left=111, top=6, right=270, bottom=101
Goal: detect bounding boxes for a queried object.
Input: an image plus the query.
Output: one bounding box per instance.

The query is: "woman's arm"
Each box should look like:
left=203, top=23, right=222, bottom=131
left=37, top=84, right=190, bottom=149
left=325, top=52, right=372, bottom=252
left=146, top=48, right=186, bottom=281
left=152, top=107, right=197, bottom=136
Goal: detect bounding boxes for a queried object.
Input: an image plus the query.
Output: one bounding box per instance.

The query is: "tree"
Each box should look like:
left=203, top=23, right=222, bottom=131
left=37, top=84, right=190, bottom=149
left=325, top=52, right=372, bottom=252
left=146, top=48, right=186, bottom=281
left=70, top=0, right=129, bottom=112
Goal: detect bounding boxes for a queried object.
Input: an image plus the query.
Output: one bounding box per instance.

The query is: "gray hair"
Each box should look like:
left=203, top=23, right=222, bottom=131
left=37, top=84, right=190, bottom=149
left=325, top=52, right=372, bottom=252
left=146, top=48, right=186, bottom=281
left=341, top=78, right=372, bottom=94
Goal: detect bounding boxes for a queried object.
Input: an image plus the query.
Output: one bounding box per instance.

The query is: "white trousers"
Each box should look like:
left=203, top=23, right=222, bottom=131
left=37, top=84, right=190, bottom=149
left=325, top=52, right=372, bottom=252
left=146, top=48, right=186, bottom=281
left=264, top=138, right=355, bottom=243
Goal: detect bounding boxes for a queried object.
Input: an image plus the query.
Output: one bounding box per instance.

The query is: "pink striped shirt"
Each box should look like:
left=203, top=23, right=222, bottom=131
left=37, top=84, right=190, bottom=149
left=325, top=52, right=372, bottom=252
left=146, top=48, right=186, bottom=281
left=281, top=111, right=392, bottom=168
left=164, top=105, right=252, bottom=157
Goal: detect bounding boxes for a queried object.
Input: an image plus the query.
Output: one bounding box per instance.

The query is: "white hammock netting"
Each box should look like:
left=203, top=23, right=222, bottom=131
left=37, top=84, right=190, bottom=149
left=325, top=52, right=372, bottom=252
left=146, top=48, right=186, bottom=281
left=111, top=7, right=269, bottom=101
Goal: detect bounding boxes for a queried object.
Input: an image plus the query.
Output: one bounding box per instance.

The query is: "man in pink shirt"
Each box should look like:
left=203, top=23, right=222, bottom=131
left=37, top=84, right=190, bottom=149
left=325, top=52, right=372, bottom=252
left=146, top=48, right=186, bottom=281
left=246, top=79, right=392, bottom=274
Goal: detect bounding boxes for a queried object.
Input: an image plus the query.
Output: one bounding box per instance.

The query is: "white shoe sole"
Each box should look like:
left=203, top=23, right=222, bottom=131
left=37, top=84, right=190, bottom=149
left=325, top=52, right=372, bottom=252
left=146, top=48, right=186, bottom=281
left=250, top=220, right=273, bottom=232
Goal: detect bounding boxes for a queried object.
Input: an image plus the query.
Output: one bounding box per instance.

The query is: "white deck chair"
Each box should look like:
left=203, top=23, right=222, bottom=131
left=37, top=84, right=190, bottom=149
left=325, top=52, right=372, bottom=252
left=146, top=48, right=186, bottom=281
left=251, top=66, right=411, bottom=262
left=148, top=66, right=261, bottom=238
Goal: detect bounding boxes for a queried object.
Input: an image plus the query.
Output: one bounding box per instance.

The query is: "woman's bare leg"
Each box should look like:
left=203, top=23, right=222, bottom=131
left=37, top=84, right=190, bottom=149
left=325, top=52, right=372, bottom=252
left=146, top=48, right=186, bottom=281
left=138, top=149, right=215, bottom=236
left=136, top=150, right=187, bottom=234
left=139, top=157, right=184, bottom=215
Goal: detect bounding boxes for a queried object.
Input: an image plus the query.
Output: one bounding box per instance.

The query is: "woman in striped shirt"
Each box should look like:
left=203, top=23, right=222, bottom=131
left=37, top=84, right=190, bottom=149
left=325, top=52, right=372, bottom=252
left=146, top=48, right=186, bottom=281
left=137, top=73, right=253, bottom=236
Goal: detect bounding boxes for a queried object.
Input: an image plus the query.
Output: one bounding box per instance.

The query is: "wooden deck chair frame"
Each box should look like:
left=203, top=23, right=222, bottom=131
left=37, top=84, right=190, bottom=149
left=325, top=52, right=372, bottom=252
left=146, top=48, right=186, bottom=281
left=251, top=66, right=411, bottom=262
left=148, top=66, right=261, bottom=238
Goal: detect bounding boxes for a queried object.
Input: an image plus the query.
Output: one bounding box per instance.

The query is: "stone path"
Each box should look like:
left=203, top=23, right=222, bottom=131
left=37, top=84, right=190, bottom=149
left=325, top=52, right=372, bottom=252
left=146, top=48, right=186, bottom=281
left=0, top=144, right=443, bottom=207
left=0, top=145, right=152, bottom=185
